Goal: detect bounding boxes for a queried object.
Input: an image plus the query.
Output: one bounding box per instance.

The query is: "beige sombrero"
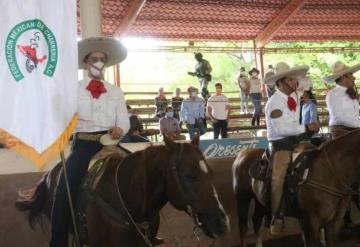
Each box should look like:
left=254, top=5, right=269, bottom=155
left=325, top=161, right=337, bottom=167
left=323, top=61, right=360, bottom=83
left=264, top=62, right=309, bottom=85
left=78, top=37, right=127, bottom=69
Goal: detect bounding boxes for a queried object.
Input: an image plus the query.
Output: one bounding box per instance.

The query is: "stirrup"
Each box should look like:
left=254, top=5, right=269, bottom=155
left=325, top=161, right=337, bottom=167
left=270, top=216, right=285, bottom=235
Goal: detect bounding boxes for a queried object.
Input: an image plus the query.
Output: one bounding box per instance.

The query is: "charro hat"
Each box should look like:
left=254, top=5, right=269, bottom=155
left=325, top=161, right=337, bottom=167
left=264, top=62, right=309, bottom=85
left=249, top=67, right=260, bottom=75
left=323, top=61, right=360, bottom=83
left=78, top=37, right=127, bottom=70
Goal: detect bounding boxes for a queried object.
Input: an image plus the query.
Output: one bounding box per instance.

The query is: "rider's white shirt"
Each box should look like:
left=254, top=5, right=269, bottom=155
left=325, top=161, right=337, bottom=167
left=326, top=84, right=360, bottom=128
left=75, top=78, right=130, bottom=133
left=265, top=90, right=305, bottom=141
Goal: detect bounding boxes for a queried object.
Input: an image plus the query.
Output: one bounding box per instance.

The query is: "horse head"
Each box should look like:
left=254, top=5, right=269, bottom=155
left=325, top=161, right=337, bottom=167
left=162, top=134, right=229, bottom=238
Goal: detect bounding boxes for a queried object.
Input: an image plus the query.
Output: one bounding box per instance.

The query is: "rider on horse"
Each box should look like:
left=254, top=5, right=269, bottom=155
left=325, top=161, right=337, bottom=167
left=324, top=61, right=360, bottom=211
left=264, top=62, right=320, bottom=235
left=49, top=37, right=130, bottom=247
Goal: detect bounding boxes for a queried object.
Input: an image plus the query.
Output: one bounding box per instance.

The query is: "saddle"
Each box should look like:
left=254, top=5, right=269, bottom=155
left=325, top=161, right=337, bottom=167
left=249, top=138, right=325, bottom=217
left=76, top=145, right=131, bottom=243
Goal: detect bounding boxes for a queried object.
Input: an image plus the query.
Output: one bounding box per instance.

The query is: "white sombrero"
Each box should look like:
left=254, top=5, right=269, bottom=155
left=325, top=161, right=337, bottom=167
left=78, top=37, right=127, bottom=69
left=323, top=61, right=360, bottom=83
left=264, top=62, right=309, bottom=85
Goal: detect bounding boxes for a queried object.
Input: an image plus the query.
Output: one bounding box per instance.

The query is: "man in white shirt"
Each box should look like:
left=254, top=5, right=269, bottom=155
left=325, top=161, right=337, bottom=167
left=50, top=37, right=130, bottom=247
left=207, top=83, right=230, bottom=139
left=264, top=62, right=319, bottom=235
left=324, top=61, right=360, bottom=139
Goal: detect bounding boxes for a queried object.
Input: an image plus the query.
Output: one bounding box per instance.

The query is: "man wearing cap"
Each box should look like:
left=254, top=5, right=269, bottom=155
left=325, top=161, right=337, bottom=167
left=50, top=37, right=130, bottom=247
left=264, top=62, right=319, bottom=235
left=180, top=87, right=206, bottom=140
left=249, top=67, right=262, bottom=126
left=324, top=61, right=360, bottom=139
left=188, top=53, right=212, bottom=99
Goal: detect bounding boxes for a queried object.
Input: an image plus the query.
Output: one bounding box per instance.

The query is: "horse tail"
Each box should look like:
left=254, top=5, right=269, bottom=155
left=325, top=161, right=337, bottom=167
left=15, top=173, right=49, bottom=228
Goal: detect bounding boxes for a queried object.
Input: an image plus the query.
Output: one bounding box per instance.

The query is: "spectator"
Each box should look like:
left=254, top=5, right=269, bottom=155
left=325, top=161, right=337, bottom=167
left=237, top=67, right=250, bottom=114
left=207, top=83, right=230, bottom=139
left=188, top=53, right=212, bottom=99
left=171, top=88, right=183, bottom=120
left=154, top=87, right=168, bottom=118
left=160, top=106, right=184, bottom=140
left=121, top=105, right=150, bottom=143
left=249, top=67, right=262, bottom=126
left=180, top=87, right=206, bottom=140
left=298, top=72, right=313, bottom=97
left=266, top=65, right=276, bottom=98
left=301, top=90, right=318, bottom=126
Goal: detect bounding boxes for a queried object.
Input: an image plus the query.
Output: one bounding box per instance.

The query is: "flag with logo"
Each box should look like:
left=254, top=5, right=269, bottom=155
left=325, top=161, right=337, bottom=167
left=0, top=1, right=78, bottom=169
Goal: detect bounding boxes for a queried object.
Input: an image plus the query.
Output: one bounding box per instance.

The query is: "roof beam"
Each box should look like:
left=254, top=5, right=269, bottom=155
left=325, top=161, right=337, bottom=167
left=114, top=0, right=147, bottom=37
left=254, top=0, right=306, bottom=48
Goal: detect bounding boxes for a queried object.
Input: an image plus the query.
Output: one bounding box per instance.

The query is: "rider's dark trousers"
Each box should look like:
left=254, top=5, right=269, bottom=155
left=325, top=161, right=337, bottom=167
left=50, top=133, right=103, bottom=247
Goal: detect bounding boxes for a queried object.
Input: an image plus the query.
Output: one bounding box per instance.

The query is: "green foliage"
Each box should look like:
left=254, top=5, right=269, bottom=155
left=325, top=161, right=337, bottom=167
left=120, top=41, right=360, bottom=94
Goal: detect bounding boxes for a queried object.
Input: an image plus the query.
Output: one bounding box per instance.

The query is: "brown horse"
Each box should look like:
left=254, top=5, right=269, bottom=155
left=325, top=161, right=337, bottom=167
left=15, top=136, right=229, bottom=246
left=233, top=130, right=360, bottom=247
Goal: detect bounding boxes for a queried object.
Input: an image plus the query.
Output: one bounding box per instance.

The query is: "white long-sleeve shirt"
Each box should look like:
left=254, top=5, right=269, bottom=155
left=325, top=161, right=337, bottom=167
left=326, top=84, right=360, bottom=128
left=75, top=78, right=130, bottom=134
left=265, top=90, right=305, bottom=141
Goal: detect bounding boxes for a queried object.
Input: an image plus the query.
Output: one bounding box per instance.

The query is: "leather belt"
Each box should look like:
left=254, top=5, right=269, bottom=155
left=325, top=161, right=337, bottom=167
left=77, top=133, right=104, bottom=142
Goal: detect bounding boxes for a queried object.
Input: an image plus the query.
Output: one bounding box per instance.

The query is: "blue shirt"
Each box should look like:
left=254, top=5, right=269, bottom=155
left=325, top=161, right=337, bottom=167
left=180, top=96, right=205, bottom=124
left=302, top=102, right=317, bottom=125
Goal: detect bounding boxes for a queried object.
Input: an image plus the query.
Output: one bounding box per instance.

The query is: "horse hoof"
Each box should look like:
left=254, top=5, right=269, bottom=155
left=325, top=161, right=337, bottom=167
left=152, top=237, right=165, bottom=245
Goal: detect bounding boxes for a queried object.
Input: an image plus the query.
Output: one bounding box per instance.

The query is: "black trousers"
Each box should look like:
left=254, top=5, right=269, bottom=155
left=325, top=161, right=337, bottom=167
left=50, top=134, right=103, bottom=247
left=213, top=120, right=228, bottom=139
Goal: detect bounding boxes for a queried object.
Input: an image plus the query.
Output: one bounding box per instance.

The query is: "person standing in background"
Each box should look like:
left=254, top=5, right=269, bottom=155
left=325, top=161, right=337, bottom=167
left=249, top=67, right=262, bottom=126
left=171, top=88, right=183, bottom=120
left=188, top=53, right=212, bottom=99
left=180, top=87, right=206, bottom=140
left=266, top=65, right=276, bottom=98
left=207, top=83, right=230, bottom=139
left=154, top=87, right=168, bottom=118
left=237, top=67, right=250, bottom=114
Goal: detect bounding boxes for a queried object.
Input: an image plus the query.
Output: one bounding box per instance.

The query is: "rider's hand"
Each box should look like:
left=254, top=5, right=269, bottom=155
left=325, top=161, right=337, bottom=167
left=306, top=122, right=320, bottom=132
left=108, top=127, right=123, bottom=139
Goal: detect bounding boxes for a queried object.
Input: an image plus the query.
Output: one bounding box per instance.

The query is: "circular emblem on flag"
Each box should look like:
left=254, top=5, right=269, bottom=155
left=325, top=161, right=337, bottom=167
left=5, top=19, right=58, bottom=82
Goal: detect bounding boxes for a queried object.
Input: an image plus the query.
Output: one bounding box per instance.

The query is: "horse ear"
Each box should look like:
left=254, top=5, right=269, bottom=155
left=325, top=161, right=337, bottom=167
left=163, top=134, right=177, bottom=150
left=191, top=134, right=200, bottom=146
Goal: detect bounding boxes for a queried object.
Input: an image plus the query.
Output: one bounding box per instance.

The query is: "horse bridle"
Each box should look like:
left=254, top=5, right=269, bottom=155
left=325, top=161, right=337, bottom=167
left=304, top=146, right=358, bottom=198
left=113, top=143, right=203, bottom=247
left=170, top=143, right=204, bottom=229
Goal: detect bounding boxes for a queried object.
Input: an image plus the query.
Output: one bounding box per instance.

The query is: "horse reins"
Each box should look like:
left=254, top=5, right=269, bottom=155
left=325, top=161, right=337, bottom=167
left=115, top=158, right=153, bottom=247
left=170, top=143, right=203, bottom=230
left=304, top=146, right=357, bottom=198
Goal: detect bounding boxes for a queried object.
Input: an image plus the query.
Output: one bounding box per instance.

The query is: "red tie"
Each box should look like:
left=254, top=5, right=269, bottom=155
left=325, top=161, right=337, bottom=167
left=86, top=80, right=107, bottom=99
left=287, top=96, right=297, bottom=111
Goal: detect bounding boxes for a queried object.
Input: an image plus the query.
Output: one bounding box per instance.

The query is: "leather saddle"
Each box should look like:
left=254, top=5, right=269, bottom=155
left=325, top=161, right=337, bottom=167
left=249, top=134, right=329, bottom=217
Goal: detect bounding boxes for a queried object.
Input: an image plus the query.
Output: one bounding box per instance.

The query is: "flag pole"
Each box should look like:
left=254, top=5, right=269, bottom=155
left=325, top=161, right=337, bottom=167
left=60, top=150, right=81, bottom=247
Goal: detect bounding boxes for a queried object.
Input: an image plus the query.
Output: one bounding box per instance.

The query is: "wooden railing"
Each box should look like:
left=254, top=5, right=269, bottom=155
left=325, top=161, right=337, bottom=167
left=125, top=90, right=332, bottom=138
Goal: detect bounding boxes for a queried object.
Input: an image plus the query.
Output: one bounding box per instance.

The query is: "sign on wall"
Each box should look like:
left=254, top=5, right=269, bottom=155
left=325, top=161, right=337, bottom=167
left=199, top=137, right=268, bottom=158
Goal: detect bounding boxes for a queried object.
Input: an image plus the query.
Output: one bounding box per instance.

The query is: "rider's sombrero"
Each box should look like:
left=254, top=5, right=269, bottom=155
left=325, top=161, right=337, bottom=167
left=78, top=37, right=127, bottom=69
left=264, top=62, right=309, bottom=85
left=323, top=61, right=360, bottom=83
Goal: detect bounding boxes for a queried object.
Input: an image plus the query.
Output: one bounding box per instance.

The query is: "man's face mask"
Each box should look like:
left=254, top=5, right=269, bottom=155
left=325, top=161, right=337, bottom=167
left=89, top=61, right=105, bottom=77
left=215, top=88, right=222, bottom=94
left=165, top=111, right=174, bottom=118
left=191, top=91, right=198, bottom=97
left=252, top=72, right=258, bottom=77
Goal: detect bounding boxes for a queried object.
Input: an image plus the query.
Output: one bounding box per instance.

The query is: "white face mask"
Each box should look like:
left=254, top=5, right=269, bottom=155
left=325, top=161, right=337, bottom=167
left=191, top=92, right=198, bottom=97
left=89, top=61, right=105, bottom=77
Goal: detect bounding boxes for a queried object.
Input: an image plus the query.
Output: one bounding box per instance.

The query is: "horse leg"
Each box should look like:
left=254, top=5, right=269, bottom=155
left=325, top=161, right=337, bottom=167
left=236, top=195, right=252, bottom=247
left=252, top=199, right=264, bottom=247
left=302, top=215, right=322, bottom=247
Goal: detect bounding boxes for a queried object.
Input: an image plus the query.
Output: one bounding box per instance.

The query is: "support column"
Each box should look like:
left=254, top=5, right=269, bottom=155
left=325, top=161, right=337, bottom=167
left=80, top=0, right=102, bottom=38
